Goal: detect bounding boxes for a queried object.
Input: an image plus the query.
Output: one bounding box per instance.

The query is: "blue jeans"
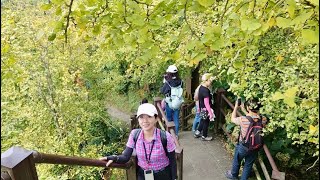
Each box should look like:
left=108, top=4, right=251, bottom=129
left=231, top=144, right=258, bottom=180
left=165, top=103, right=180, bottom=135
left=192, top=107, right=201, bottom=131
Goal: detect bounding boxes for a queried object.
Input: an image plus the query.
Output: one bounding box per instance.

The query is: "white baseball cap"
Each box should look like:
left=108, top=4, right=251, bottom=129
left=136, top=103, right=158, bottom=117
left=166, top=65, right=178, bottom=73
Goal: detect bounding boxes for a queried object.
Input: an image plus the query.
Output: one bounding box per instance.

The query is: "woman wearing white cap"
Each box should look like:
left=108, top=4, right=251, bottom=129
left=99, top=103, right=177, bottom=180
left=160, top=65, right=183, bottom=138
left=194, top=73, right=216, bottom=141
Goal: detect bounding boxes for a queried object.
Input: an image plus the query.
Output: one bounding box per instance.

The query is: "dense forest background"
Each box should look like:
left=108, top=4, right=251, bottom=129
left=1, top=0, right=318, bottom=179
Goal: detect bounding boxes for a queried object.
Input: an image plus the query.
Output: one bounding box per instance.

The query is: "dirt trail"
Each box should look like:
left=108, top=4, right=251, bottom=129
left=106, top=105, right=132, bottom=123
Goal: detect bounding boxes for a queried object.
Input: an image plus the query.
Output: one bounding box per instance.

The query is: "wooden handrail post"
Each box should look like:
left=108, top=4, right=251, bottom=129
left=181, top=104, right=186, bottom=130
left=1, top=146, right=38, bottom=180
left=153, top=97, right=163, bottom=120
left=214, top=88, right=226, bottom=133
left=130, top=114, right=138, bottom=131
left=176, top=149, right=183, bottom=180
left=126, top=157, right=137, bottom=180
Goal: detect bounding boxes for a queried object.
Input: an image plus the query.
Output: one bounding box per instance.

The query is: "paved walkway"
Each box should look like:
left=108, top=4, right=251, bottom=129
left=178, top=131, right=233, bottom=180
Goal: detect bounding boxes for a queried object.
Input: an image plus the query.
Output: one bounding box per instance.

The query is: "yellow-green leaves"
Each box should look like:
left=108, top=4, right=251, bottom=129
left=301, top=29, right=319, bottom=45
left=301, top=99, right=316, bottom=109
left=233, top=61, right=244, bottom=69
left=92, top=24, right=101, bottom=35
left=41, top=3, right=52, bottom=11
left=306, top=0, right=319, bottom=6
left=271, top=92, right=285, bottom=101
left=241, top=18, right=261, bottom=31
left=48, top=33, right=56, bottom=41
left=283, top=87, right=299, bottom=107
left=271, top=86, right=299, bottom=107
left=197, top=0, right=214, bottom=8
left=2, top=44, right=10, bottom=54
left=286, top=0, right=296, bottom=18
left=276, top=17, right=291, bottom=28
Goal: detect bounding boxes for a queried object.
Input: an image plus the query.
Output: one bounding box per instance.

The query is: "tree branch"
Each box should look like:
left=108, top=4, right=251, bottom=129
left=252, top=0, right=256, bottom=18
left=220, top=0, right=229, bottom=27
left=124, top=0, right=132, bottom=27
left=64, top=0, right=74, bottom=43
left=306, top=157, right=319, bottom=171
left=132, top=0, right=154, bottom=6
left=93, top=0, right=109, bottom=26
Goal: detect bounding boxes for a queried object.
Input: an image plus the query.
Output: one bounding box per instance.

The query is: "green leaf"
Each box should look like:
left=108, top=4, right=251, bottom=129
left=48, top=33, right=56, bottom=41
left=227, top=67, right=236, bottom=75
left=306, top=0, right=319, bottom=6
left=2, top=44, right=10, bottom=54
left=55, top=7, right=62, bottom=15
left=41, top=4, right=52, bottom=11
left=286, top=0, right=296, bottom=18
left=93, top=24, right=101, bottom=35
left=87, top=0, right=97, bottom=7
left=210, top=37, right=224, bottom=50
left=131, top=14, right=145, bottom=27
left=276, top=17, right=291, bottom=28
left=284, top=86, right=298, bottom=97
left=197, top=0, right=214, bottom=7
left=291, top=11, right=313, bottom=26
left=51, top=0, right=64, bottom=5
left=241, top=18, right=261, bottom=31
left=271, top=92, right=284, bottom=101
left=301, top=29, right=319, bottom=44
left=300, top=99, right=316, bottom=109
left=283, top=86, right=298, bottom=107
left=233, top=61, right=244, bottom=69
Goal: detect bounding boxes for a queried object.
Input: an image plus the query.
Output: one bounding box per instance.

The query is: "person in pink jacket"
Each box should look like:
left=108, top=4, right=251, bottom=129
left=194, top=73, right=216, bottom=141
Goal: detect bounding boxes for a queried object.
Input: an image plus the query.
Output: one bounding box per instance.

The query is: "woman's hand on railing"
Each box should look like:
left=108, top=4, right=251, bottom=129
left=99, top=157, right=114, bottom=167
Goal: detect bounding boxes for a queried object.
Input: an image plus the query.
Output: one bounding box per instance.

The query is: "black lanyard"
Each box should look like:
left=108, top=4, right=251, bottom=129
left=142, top=130, right=156, bottom=164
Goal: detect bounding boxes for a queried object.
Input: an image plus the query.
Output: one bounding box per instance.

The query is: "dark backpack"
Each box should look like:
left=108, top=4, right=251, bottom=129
left=133, top=129, right=168, bottom=157
left=240, top=116, right=264, bottom=151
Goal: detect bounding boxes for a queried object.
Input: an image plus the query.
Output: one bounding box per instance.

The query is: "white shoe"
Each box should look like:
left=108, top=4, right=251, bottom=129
left=194, top=130, right=201, bottom=138
left=201, top=136, right=213, bottom=141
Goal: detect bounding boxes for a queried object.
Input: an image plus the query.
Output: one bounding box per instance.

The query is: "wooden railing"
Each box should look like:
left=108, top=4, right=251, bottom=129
left=1, top=97, right=183, bottom=180
left=214, top=88, right=285, bottom=180
left=180, top=101, right=195, bottom=131
left=1, top=146, right=136, bottom=180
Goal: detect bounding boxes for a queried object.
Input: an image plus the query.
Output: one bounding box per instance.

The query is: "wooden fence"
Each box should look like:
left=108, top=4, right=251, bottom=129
left=1, top=97, right=183, bottom=180
left=214, top=88, right=285, bottom=180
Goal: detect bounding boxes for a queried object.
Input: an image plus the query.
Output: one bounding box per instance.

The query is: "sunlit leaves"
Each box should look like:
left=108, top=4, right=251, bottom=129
left=301, top=29, right=319, bottom=44
left=276, top=17, right=291, bottom=28
left=197, top=0, right=214, bottom=8
left=306, top=0, right=319, bottom=6
left=41, top=3, right=52, bottom=11
left=241, top=18, right=261, bottom=31
left=92, top=24, right=101, bottom=35
left=271, top=87, right=299, bottom=107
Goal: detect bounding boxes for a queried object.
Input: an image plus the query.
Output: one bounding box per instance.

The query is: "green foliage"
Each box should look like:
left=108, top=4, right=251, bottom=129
left=1, top=0, right=319, bottom=178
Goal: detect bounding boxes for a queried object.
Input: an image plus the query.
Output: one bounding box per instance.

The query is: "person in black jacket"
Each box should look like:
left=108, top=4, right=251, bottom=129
left=194, top=73, right=216, bottom=141
left=160, top=65, right=183, bottom=138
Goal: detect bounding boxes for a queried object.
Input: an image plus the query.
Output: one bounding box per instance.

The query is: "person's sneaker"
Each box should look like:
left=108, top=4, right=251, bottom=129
left=225, top=170, right=238, bottom=179
left=201, top=136, right=213, bottom=141
left=194, top=130, right=201, bottom=138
